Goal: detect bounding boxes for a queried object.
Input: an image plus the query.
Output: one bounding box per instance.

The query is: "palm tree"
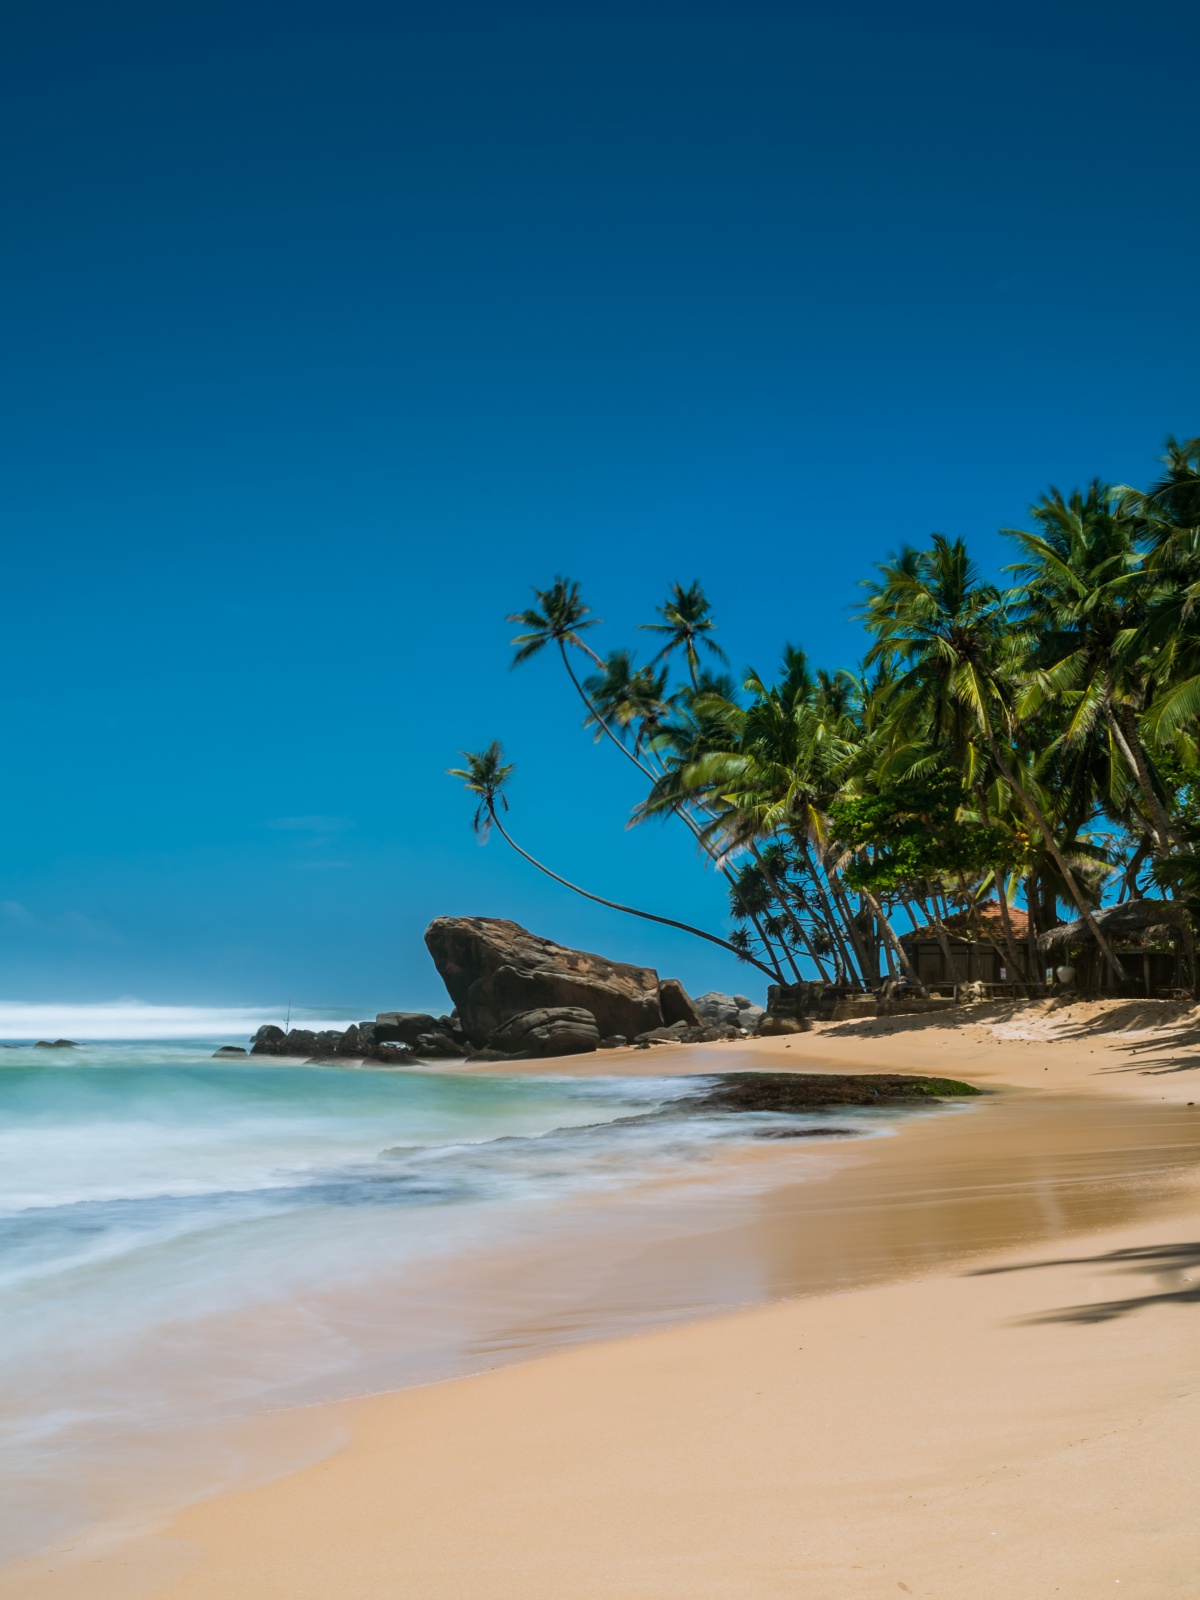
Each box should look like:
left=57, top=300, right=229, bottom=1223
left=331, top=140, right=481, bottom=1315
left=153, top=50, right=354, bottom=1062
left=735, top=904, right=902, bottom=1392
left=508, top=576, right=604, bottom=667
left=640, top=582, right=728, bottom=689
left=511, top=580, right=790, bottom=979
left=448, top=743, right=780, bottom=980
left=581, top=651, right=672, bottom=759
left=861, top=534, right=1127, bottom=982
left=1006, top=483, right=1177, bottom=857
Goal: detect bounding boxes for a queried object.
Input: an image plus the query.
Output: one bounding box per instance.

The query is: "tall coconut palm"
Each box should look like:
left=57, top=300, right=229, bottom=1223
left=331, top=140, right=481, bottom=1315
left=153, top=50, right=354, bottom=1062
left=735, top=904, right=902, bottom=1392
left=511, top=582, right=789, bottom=978
left=1121, top=439, right=1200, bottom=749
left=1006, top=483, right=1177, bottom=858
left=861, top=534, right=1127, bottom=981
left=640, top=581, right=728, bottom=690
left=448, top=742, right=780, bottom=979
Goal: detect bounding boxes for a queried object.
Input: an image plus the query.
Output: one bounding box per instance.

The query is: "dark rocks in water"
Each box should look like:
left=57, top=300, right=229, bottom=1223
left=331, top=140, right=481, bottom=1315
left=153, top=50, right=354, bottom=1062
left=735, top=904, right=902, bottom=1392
left=213, top=1046, right=247, bottom=1056
left=658, top=978, right=702, bottom=1028
left=250, top=1019, right=441, bottom=1065
left=412, top=1030, right=461, bottom=1058
left=424, top=916, right=663, bottom=1047
left=33, top=1039, right=79, bottom=1048
left=374, top=1012, right=442, bottom=1046
left=690, top=1071, right=980, bottom=1112
left=487, top=1006, right=601, bottom=1058
left=754, top=1126, right=857, bottom=1139
left=374, top=1043, right=420, bottom=1066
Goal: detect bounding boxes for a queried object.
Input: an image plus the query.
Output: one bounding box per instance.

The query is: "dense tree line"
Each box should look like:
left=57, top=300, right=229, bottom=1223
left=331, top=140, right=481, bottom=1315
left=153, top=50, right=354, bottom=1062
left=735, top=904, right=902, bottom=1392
left=452, top=436, right=1200, bottom=994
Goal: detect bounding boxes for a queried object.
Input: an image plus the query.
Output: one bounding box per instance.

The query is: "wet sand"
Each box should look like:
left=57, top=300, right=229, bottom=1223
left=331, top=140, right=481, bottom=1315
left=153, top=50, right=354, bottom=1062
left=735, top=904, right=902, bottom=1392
left=5, top=1005, right=1200, bottom=1598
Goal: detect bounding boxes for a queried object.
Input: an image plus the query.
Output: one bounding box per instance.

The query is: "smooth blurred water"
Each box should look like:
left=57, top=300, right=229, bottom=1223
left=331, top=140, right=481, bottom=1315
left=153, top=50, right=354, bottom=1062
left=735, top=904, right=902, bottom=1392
left=0, top=1041, right=902, bottom=1563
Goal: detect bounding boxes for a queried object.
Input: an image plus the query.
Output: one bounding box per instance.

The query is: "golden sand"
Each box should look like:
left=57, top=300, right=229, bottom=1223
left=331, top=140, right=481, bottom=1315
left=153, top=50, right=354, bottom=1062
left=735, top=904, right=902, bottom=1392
left=5, top=999, right=1200, bottom=1599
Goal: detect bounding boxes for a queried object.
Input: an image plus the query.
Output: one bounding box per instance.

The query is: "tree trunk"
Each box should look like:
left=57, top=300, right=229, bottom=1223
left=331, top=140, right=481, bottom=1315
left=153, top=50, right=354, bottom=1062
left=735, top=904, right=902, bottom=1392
left=921, top=886, right=958, bottom=981
left=1024, top=871, right=1041, bottom=987
left=1108, top=704, right=1196, bottom=995
left=992, top=879, right=1029, bottom=989
left=982, top=727, right=1126, bottom=983
left=749, top=846, right=830, bottom=983
left=797, top=838, right=865, bottom=985
left=557, top=641, right=787, bottom=977
left=861, top=889, right=926, bottom=993
left=1108, top=702, right=1181, bottom=857
left=822, top=856, right=873, bottom=985
left=972, top=784, right=1031, bottom=987
left=489, top=807, right=780, bottom=980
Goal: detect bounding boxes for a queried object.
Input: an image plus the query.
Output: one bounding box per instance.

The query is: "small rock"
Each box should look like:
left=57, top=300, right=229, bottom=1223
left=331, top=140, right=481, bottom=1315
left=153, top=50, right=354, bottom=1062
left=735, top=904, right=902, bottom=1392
left=213, top=1046, right=248, bottom=1056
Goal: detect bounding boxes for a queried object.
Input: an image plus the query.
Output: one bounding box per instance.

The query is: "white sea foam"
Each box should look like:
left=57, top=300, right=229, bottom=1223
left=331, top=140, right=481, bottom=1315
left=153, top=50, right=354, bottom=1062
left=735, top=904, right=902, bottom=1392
left=0, top=1044, right=922, bottom=1565
left=0, top=1000, right=361, bottom=1041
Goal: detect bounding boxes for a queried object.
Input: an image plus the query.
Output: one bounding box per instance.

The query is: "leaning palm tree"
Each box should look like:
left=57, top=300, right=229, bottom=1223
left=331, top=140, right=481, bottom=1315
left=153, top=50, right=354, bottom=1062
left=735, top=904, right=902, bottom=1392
left=448, top=742, right=780, bottom=979
left=640, top=581, right=728, bottom=689
left=861, top=534, right=1127, bottom=982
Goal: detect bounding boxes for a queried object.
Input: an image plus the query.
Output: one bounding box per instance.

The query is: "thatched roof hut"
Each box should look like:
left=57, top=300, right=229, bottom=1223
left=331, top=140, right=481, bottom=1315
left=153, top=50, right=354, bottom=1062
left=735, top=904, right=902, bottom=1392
left=1037, top=898, right=1185, bottom=958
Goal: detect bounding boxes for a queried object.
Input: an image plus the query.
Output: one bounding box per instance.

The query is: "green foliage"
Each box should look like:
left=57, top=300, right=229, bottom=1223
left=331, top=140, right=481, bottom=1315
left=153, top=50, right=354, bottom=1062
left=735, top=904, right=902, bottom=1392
left=829, top=773, right=1014, bottom=895
left=455, top=433, right=1200, bottom=991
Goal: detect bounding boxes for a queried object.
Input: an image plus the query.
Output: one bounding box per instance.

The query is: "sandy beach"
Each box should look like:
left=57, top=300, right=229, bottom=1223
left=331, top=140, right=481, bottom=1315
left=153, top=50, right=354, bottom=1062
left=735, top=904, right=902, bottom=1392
left=5, top=998, right=1200, bottom=1599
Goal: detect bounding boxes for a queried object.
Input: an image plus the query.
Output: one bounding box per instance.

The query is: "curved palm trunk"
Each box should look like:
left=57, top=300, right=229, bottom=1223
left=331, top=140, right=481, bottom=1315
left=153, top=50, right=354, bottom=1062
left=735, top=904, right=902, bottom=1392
left=487, top=806, right=780, bottom=981
left=825, top=861, right=875, bottom=985
left=748, top=844, right=831, bottom=983
left=556, top=641, right=787, bottom=980
left=1107, top=703, right=1181, bottom=856
left=793, top=839, right=860, bottom=983
left=982, top=727, right=1127, bottom=983
left=860, top=889, right=926, bottom=994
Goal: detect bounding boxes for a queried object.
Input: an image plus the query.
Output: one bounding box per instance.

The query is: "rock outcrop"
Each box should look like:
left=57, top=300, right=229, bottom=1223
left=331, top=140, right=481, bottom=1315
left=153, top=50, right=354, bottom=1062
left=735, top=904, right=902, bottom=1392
left=248, top=1011, right=470, bottom=1064
left=424, top=916, right=666, bottom=1047
left=487, top=1006, right=601, bottom=1057
left=658, top=977, right=703, bottom=1028
left=693, top=991, right=765, bottom=1032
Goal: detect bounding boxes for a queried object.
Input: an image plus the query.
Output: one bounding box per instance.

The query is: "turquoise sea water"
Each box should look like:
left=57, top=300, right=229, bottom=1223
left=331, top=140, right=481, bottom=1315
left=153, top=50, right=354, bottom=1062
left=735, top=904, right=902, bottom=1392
left=0, top=1040, right=910, bottom=1563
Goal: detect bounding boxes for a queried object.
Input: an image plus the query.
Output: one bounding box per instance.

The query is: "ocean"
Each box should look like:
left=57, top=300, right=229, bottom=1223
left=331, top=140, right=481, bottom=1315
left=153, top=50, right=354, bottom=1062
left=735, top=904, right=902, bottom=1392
left=0, top=1027, right=927, bottom=1564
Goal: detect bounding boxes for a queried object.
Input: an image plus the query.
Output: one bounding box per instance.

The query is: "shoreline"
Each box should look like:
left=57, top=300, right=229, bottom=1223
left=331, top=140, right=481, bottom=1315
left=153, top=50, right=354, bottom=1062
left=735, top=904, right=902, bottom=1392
left=5, top=1003, right=1200, bottom=1597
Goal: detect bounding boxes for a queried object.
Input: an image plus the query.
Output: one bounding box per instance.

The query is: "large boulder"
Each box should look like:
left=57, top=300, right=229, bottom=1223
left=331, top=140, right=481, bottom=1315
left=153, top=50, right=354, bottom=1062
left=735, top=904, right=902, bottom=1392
left=424, top=917, right=664, bottom=1046
left=658, top=977, right=702, bottom=1027
left=487, top=1006, right=601, bottom=1058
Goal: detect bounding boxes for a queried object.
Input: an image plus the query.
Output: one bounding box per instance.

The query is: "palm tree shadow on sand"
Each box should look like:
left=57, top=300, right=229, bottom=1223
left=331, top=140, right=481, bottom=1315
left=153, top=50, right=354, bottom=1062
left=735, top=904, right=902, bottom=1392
left=969, top=1242, right=1200, bottom=1323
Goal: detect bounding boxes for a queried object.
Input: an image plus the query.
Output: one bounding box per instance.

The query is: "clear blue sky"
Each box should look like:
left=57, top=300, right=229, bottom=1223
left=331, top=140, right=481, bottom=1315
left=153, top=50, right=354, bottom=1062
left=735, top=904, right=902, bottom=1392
left=3, top=0, right=1197, bottom=1011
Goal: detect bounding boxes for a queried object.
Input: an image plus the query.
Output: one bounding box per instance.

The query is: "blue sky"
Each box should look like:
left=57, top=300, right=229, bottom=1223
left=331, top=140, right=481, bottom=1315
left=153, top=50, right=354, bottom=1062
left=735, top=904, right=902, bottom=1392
left=3, top=0, right=1198, bottom=1011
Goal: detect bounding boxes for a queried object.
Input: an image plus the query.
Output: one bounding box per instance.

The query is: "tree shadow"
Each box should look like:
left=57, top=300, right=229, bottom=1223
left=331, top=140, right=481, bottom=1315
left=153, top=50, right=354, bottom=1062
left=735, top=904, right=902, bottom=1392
left=818, top=997, right=1200, bottom=1076
left=969, top=1242, right=1200, bottom=1324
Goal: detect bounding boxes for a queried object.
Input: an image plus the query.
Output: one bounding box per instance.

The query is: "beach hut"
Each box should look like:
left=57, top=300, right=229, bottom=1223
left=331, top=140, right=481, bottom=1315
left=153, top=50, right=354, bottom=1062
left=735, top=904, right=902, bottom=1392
left=899, top=901, right=1031, bottom=995
left=1036, top=898, right=1187, bottom=997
